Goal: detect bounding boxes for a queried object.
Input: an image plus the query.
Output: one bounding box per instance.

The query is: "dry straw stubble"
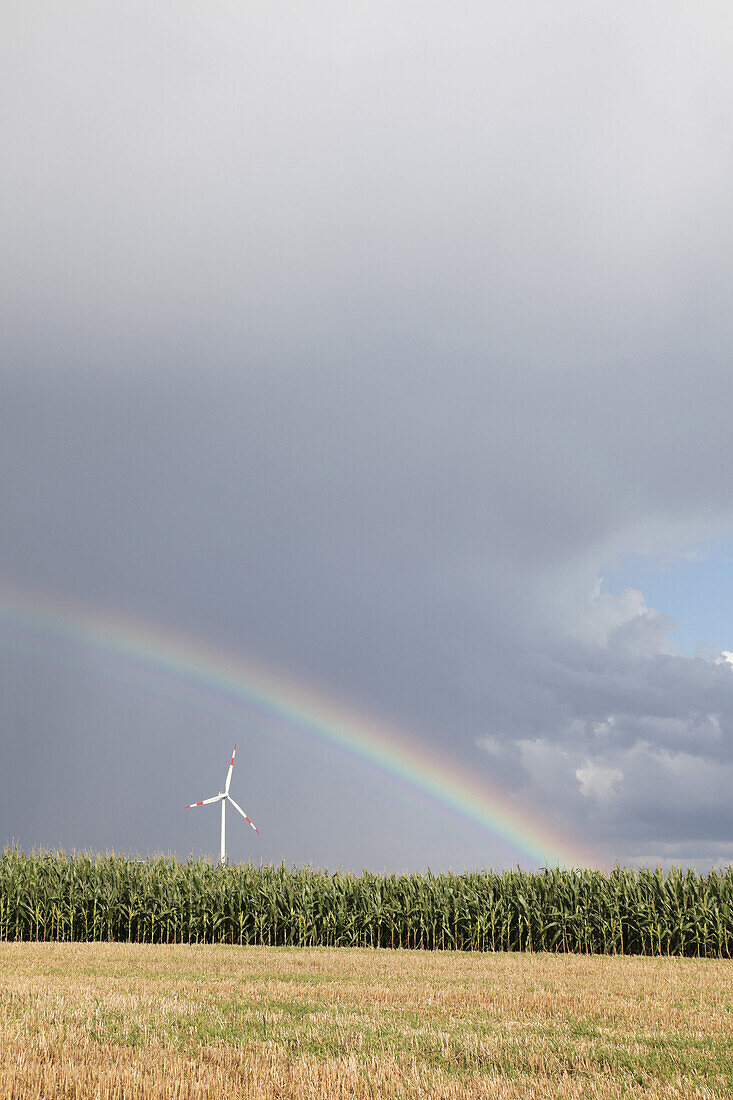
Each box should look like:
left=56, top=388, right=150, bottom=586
left=1, top=942, right=732, bottom=1099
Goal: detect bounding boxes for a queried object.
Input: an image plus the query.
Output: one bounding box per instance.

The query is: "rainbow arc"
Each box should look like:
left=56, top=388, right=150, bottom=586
left=0, top=586, right=594, bottom=867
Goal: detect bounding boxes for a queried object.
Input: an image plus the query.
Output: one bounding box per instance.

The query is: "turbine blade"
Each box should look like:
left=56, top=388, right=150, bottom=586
left=185, top=794, right=222, bottom=808
left=227, top=795, right=259, bottom=834
left=225, top=743, right=237, bottom=795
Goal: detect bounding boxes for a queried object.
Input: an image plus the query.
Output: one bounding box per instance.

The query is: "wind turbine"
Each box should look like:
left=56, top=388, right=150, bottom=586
left=185, top=743, right=259, bottom=863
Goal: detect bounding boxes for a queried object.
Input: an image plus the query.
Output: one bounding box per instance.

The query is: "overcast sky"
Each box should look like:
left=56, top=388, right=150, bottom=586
left=2, top=2, right=733, bottom=871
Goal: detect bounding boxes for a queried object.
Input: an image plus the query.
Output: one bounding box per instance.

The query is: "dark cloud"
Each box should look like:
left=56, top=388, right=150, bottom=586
left=2, top=3, right=733, bottom=868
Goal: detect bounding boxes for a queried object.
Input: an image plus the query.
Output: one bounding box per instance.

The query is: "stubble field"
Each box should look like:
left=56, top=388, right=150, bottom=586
left=0, top=943, right=731, bottom=1099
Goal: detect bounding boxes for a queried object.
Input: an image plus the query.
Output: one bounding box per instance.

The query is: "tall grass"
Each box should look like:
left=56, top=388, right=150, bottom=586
left=1, top=849, right=731, bottom=955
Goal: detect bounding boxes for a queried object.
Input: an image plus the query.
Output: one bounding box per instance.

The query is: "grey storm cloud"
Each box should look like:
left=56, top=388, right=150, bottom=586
left=2, top=2, right=733, bottom=869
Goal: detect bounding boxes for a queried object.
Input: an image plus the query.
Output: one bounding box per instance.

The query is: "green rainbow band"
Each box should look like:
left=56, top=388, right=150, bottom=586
left=0, top=587, right=593, bottom=868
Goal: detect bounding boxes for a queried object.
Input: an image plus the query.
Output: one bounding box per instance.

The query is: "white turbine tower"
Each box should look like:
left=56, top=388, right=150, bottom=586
left=185, top=743, right=259, bottom=863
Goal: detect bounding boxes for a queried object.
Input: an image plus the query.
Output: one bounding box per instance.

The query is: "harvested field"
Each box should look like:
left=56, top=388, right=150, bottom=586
left=1, top=943, right=731, bottom=1098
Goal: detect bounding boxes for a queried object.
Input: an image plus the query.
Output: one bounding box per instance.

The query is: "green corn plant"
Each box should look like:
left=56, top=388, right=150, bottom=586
left=1, top=847, right=731, bottom=956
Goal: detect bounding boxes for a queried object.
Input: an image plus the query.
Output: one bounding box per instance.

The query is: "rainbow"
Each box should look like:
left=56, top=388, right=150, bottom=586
left=0, top=586, right=594, bottom=868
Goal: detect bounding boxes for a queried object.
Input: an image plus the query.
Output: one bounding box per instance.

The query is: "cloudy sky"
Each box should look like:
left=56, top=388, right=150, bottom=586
left=2, top=2, right=733, bottom=871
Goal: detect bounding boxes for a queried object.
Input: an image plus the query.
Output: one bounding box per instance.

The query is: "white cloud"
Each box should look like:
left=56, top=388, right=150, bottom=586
left=575, top=761, right=623, bottom=802
left=592, top=715, right=616, bottom=738
left=559, top=583, right=679, bottom=657
left=544, top=571, right=669, bottom=649
left=476, top=735, right=504, bottom=757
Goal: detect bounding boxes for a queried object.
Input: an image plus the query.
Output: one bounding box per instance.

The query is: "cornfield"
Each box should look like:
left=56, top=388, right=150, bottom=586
left=1, top=848, right=731, bottom=955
